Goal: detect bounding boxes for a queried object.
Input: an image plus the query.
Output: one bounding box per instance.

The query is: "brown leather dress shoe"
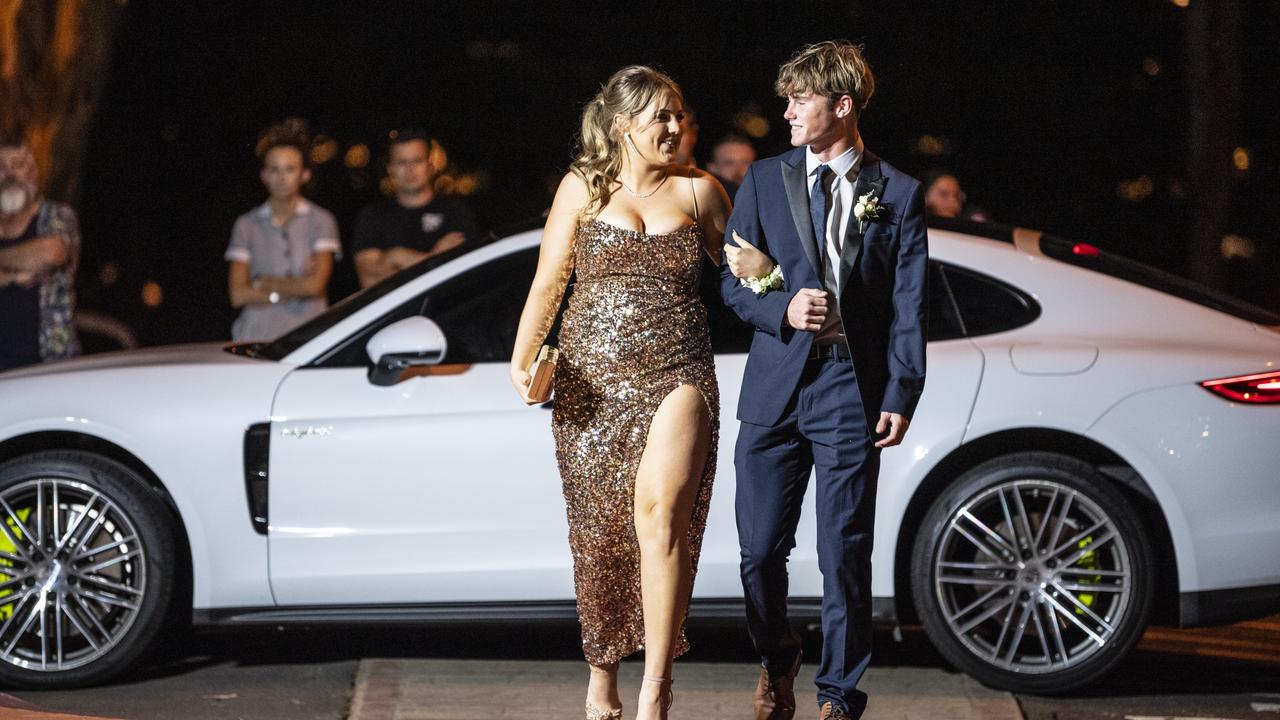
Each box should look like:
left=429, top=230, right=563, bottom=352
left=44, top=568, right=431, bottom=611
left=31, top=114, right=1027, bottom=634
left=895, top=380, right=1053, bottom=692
left=752, top=654, right=801, bottom=720
left=818, top=701, right=852, bottom=719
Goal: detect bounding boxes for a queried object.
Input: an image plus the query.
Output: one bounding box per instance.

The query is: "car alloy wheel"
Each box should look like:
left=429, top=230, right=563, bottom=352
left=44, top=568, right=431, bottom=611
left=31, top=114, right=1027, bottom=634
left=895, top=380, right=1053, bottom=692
left=0, top=451, right=176, bottom=687
left=0, top=478, right=146, bottom=672
left=912, top=452, right=1153, bottom=694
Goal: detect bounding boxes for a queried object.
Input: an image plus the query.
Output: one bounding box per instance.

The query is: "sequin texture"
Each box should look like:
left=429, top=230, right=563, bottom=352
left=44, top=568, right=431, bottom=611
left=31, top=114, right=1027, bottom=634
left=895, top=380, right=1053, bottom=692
left=552, top=219, right=719, bottom=666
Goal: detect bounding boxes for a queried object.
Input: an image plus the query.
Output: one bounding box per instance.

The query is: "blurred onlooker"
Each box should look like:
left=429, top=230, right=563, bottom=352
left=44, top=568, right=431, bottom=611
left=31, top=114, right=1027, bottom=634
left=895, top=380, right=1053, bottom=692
left=673, top=103, right=699, bottom=168
left=705, top=133, right=756, bottom=198
left=0, top=138, right=80, bottom=370
left=671, top=105, right=750, bottom=199
left=352, top=129, right=478, bottom=289
left=226, top=118, right=340, bottom=341
left=922, top=168, right=990, bottom=222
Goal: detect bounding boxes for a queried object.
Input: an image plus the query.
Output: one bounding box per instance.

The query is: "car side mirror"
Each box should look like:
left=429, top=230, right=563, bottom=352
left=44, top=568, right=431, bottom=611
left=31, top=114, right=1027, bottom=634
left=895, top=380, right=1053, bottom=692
left=365, top=317, right=448, bottom=386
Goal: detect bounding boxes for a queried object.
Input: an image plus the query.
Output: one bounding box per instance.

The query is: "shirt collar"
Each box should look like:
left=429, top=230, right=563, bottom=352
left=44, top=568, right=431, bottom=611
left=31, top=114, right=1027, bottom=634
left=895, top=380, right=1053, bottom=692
left=254, top=198, right=313, bottom=222
left=805, top=137, right=864, bottom=182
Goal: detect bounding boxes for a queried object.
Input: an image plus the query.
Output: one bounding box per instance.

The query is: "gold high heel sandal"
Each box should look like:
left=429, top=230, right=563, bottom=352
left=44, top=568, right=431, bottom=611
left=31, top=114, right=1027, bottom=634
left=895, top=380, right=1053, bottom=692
left=642, top=675, right=673, bottom=716
left=584, top=701, right=623, bottom=720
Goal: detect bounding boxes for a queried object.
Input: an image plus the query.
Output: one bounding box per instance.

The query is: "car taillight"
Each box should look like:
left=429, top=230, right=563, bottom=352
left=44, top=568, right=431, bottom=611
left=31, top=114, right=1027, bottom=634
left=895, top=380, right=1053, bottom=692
left=1201, top=370, right=1280, bottom=404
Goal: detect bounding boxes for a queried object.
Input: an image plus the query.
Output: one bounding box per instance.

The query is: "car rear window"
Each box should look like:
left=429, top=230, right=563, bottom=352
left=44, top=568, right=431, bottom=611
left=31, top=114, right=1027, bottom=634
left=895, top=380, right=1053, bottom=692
left=1040, top=235, right=1280, bottom=325
left=940, top=263, right=1041, bottom=337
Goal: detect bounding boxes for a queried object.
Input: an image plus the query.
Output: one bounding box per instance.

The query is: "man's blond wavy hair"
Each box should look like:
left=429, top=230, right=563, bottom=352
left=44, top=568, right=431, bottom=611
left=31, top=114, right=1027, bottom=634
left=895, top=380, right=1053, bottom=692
left=775, top=41, right=876, bottom=116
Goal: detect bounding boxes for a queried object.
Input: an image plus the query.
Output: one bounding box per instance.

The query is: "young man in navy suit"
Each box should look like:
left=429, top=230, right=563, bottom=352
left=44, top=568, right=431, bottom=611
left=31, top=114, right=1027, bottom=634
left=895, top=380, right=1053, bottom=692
left=720, top=42, right=928, bottom=720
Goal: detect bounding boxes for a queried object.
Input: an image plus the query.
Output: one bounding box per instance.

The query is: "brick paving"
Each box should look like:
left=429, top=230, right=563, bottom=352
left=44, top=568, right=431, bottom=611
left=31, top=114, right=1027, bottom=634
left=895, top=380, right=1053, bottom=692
left=0, top=693, right=120, bottom=720
left=346, top=658, right=1022, bottom=720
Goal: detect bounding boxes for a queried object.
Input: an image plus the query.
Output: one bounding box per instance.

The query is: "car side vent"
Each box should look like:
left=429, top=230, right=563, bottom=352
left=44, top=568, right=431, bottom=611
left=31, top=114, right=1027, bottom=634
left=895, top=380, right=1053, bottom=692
left=243, top=423, right=271, bottom=535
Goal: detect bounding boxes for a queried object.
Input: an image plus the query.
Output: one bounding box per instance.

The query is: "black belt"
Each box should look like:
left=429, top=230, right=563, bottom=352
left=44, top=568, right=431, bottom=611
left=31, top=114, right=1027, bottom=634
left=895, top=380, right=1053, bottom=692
left=808, top=342, right=852, bottom=362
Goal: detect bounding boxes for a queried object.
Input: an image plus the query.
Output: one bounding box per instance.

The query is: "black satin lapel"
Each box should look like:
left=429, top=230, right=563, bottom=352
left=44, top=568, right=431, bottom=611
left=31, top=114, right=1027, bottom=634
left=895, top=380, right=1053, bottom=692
left=781, top=160, right=822, bottom=278
left=838, top=172, right=889, bottom=293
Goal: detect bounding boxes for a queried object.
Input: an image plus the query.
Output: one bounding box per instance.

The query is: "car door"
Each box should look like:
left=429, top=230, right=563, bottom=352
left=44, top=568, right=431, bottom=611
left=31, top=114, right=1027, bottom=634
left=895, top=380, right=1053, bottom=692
left=266, top=245, right=575, bottom=606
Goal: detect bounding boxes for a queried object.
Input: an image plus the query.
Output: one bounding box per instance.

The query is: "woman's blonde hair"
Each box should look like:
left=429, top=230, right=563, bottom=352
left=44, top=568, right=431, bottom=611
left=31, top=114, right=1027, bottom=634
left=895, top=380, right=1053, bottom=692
left=775, top=41, right=875, bottom=115
left=570, top=65, right=682, bottom=219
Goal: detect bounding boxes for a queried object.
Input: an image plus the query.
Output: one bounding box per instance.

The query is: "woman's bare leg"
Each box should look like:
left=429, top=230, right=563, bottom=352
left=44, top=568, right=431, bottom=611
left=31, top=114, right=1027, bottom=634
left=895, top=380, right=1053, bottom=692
left=586, top=661, right=621, bottom=715
left=633, top=384, right=712, bottom=719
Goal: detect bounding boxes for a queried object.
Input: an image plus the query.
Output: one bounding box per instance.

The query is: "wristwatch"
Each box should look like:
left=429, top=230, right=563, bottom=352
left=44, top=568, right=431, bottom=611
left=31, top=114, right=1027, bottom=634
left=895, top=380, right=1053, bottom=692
left=268, top=291, right=280, bottom=304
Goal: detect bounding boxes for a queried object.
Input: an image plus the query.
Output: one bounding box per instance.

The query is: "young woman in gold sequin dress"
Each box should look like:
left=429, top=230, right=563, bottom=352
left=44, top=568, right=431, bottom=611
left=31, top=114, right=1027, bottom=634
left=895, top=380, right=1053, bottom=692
left=510, top=66, right=769, bottom=720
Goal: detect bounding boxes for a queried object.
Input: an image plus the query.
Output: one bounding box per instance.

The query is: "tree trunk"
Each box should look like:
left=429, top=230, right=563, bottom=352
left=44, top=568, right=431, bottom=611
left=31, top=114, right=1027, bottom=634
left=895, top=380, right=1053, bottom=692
left=0, top=0, right=125, bottom=203
left=1183, top=0, right=1244, bottom=290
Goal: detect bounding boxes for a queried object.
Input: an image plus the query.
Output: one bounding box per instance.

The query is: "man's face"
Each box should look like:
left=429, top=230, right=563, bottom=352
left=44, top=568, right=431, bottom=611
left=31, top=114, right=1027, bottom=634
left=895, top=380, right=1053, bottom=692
left=387, top=140, right=436, bottom=196
left=0, top=146, right=39, bottom=216
left=783, top=93, right=845, bottom=150
left=708, top=141, right=756, bottom=185
left=259, top=146, right=309, bottom=200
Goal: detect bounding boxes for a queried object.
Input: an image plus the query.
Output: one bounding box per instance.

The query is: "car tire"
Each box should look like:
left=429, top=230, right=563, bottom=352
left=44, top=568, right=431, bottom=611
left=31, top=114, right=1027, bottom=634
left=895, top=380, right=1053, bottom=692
left=0, top=450, right=177, bottom=688
left=910, top=452, right=1154, bottom=694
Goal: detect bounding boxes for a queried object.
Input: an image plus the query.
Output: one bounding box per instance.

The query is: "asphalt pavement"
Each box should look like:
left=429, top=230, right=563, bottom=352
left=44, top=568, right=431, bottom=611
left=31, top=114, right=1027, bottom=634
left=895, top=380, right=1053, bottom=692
left=7, top=616, right=1279, bottom=720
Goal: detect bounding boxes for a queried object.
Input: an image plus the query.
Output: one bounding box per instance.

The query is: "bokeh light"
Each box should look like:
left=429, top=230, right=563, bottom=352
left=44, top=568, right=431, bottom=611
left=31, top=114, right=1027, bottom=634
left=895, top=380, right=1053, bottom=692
left=141, top=281, right=163, bottom=308
left=311, top=135, right=339, bottom=165
left=1116, top=176, right=1154, bottom=202
left=98, top=261, right=121, bottom=286
left=915, top=135, right=952, bottom=157
left=1232, top=147, right=1250, bottom=171
left=344, top=143, right=370, bottom=169
left=1220, top=234, right=1255, bottom=260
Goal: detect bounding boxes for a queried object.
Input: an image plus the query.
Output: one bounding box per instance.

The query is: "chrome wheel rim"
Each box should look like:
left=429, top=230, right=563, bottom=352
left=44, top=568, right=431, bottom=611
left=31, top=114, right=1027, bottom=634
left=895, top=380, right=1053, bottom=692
left=933, top=479, right=1132, bottom=674
left=0, top=479, right=146, bottom=671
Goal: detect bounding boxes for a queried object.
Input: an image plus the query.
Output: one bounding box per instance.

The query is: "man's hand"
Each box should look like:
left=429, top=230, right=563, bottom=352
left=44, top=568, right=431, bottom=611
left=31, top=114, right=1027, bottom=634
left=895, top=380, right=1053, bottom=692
left=725, top=230, right=774, bottom=279
left=786, top=288, right=829, bottom=332
left=874, top=412, right=910, bottom=448
left=430, top=232, right=465, bottom=256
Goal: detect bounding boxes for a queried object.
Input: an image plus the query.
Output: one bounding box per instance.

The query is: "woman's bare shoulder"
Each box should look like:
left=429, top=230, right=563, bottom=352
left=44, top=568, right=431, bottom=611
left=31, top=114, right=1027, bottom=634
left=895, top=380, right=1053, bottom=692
left=548, top=171, right=593, bottom=220
left=680, top=167, right=730, bottom=212
left=554, top=170, right=591, bottom=197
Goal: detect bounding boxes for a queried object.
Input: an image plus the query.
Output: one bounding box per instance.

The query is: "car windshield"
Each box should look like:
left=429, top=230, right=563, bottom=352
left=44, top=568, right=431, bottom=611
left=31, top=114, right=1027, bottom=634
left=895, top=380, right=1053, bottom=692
left=249, top=237, right=488, bottom=361
left=1040, top=235, right=1280, bottom=325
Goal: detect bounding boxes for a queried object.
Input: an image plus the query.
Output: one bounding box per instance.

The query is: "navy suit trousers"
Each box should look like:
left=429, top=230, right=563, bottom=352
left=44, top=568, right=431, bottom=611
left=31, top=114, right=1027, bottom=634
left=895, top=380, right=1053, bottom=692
left=736, top=356, right=880, bottom=716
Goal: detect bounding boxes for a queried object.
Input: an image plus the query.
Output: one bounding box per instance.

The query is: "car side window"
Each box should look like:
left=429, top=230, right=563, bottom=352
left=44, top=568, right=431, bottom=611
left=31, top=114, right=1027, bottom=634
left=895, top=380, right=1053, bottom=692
left=928, top=262, right=965, bottom=342
left=941, top=264, right=1040, bottom=337
left=313, top=247, right=539, bottom=368
left=423, top=248, right=539, bottom=364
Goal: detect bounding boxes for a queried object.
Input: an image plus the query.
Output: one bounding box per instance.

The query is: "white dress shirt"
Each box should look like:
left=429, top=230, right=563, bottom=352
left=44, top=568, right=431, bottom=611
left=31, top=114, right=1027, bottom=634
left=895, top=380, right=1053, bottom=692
left=805, top=139, right=864, bottom=344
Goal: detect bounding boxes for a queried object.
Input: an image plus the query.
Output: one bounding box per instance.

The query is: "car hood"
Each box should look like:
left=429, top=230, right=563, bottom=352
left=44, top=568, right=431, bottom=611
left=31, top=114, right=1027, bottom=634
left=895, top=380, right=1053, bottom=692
left=0, top=342, right=270, bottom=380
left=0, top=342, right=294, bottom=437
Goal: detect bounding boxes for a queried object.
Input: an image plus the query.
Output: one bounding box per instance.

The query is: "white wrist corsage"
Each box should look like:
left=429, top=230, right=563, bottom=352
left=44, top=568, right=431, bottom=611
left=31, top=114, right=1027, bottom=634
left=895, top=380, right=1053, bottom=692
left=741, top=264, right=784, bottom=296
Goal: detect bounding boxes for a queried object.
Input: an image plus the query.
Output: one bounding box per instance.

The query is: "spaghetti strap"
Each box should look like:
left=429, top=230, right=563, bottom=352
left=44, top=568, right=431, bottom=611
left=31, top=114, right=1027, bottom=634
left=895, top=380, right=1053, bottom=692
left=690, top=174, right=699, bottom=222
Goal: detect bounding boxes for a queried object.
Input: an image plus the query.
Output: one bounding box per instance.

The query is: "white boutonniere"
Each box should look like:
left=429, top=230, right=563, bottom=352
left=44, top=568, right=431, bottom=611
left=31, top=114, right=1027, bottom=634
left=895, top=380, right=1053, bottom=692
left=741, top=264, right=784, bottom=296
left=854, top=191, right=885, bottom=234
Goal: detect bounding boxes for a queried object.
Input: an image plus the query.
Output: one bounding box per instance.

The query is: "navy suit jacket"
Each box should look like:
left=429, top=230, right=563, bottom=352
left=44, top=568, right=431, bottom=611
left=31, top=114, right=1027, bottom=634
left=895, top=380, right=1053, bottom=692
left=720, top=146, right=928, bottom=432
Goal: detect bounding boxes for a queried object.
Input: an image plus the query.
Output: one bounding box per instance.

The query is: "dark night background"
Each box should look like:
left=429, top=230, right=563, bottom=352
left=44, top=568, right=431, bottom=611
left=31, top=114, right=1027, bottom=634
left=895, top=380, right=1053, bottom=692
left=71, top=1, right=1280, bottom=346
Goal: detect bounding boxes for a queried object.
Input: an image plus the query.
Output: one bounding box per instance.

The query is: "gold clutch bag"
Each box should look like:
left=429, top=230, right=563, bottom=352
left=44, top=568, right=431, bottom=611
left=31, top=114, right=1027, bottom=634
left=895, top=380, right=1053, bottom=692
left=527, top=345, right=559, bottom=403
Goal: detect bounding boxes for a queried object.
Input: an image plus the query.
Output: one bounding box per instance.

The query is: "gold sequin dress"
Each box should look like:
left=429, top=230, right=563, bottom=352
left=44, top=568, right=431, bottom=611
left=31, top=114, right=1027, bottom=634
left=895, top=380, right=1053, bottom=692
left=552, top=219, right=719, bottom=666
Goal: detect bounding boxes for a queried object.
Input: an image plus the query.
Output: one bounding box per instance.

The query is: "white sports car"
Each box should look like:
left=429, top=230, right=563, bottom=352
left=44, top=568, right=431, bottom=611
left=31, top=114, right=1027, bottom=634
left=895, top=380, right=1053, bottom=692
left=1, top=218, right=1277, bottom=693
